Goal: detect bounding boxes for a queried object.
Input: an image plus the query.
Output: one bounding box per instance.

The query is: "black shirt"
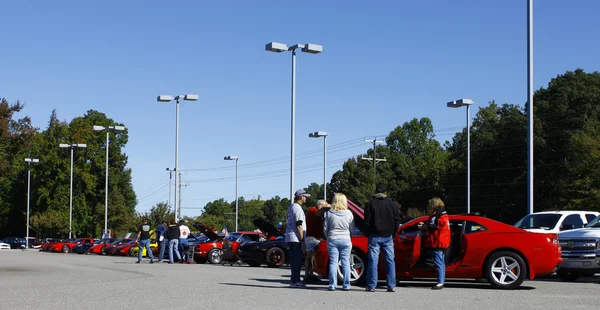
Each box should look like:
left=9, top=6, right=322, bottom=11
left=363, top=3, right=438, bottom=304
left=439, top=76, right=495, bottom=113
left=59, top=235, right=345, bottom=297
left=364, top=195, right=401, bottom=238
left=138, top=224, right=151, bottom=240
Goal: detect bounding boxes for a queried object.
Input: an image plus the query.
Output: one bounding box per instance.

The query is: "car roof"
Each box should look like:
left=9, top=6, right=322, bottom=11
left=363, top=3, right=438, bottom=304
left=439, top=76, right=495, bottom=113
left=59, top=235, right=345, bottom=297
left=526, top=211, right=599, bottom=215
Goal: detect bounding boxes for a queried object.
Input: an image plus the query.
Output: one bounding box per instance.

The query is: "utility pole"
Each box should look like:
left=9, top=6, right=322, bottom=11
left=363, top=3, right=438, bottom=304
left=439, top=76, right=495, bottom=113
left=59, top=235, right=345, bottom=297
left=360, top=138, right=386, bottom=179
left=177, top=172, right=190, bottom=220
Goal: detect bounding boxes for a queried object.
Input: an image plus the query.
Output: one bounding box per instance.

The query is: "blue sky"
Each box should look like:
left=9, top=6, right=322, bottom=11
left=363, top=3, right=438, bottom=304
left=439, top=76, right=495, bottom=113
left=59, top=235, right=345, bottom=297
left=1, top=0, right=599, bottom=217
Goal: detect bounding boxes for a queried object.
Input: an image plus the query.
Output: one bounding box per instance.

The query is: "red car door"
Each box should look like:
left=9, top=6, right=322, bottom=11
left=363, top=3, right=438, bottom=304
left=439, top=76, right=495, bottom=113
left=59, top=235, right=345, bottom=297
left=394, top=222, right=423, bottom=273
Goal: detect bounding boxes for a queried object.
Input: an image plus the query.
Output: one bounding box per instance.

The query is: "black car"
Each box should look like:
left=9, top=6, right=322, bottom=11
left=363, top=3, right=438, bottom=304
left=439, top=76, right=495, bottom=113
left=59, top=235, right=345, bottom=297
left=2, top=237, right=28, bottom=249
left=239, top=218, right=290, bottom=268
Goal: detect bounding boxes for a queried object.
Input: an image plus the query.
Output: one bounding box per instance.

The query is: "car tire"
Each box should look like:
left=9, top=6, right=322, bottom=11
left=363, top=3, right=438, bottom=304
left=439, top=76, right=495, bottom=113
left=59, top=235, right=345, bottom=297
left=266, top=247, right=286, bottom=268
left=247, top=260, right=262, bottom=267
left=128, top=247, right=135, bottom=257
left=337, top=249, right=367, bottom=285
left=207, top=249, right=222, bottom=264
left=62, top=245, right=70, bottom=254
left=557, top=269, right=580, bottom=282
left=484, top=251, right=527, bottom=289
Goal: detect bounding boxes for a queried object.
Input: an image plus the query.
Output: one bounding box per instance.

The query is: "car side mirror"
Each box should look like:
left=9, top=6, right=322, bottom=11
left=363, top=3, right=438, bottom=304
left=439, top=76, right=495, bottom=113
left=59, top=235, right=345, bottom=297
left=560, top=224, right=574, bottom=231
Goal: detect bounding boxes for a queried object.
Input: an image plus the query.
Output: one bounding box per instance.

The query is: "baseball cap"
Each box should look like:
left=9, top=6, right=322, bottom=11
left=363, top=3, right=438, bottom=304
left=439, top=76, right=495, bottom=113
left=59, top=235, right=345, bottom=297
left=294, top=189, right=311, bottom=198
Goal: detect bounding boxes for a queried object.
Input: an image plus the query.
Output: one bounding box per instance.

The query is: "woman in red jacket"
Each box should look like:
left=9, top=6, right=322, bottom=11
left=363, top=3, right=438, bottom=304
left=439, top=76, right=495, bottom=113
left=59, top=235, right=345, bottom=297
left=418, top=197, right=450, bottom=290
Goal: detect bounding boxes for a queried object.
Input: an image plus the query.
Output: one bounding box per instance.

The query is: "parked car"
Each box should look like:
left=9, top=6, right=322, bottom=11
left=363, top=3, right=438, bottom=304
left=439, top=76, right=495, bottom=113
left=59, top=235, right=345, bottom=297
left=102, top=239, right=132, bottom=255
left=313, top=201, right=562, bottom=289
left=239, top=218, right=289, bottom=268
left=191, top=223, right=224, bottom=264
left=49, top=238, right=95, bottom=253
left=1, top=237, right=27, bottom=249
left=0, top=241, right=10, bottom=250
left=221, top=231, right=265, bottom=264
left=555, top=214, right=600, bottom=281
left=514, top=211, right=599, bottom=234
left=39, top=239, right=63, bottom=251
left=73, top=238, right=115, bottom=254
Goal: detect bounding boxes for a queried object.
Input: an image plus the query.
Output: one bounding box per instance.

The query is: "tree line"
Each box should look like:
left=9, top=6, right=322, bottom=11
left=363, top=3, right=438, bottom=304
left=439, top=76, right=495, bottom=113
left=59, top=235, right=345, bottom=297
left=2, top=69, right=599, bottom=237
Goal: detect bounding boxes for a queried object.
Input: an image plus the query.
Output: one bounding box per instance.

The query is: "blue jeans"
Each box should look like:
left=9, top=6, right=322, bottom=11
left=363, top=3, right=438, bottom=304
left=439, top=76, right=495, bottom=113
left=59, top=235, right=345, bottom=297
left=287, top=242, right=302, bottom=283
left=169, top=239, right=181, bottom=263
left=158, top=239, right=167, bottom=261
left=179, top=238, right=189, bottom=261
left=328, top=239, right=352, bottom=290
left=137, top=239, right=154, bottom=262
left=366, top=236, right=396, bottom=289
left=431, top=250, right=446, bottom=285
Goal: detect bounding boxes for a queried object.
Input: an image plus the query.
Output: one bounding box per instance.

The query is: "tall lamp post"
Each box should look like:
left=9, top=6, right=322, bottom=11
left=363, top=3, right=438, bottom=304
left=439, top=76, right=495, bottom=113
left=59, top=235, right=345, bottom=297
left=166, top=168, right=175, bottom=214
left=309, top=131, right=328, bottom=201
left=224, top=156, right=239, bottom=232
left=527, top=0, right=534, bottom=215
left=93, top=125, right=125, bottom=239
left=59, top=143, right=87, bottom=239
left=157, top=94, right=198, bottom=221
left=24, top=157, right=39, bottom=249
left=447, top=98, right=475, bottom=213
left=266, top=42, right=323, bottom=201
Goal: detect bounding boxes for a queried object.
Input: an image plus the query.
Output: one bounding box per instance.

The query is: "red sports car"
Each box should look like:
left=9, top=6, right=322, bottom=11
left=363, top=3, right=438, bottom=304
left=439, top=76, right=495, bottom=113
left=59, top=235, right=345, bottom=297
left=313, top=201, right=562, bottom=289
left=39, top=239, right=63, bottom=251
left=89, top=238, right=127, bottom=255
left=49, top=238, right=95, bottom=253
left=103, top=238, right=132, bottom=255
left=192, top=223, right=224, bottom=264
left=221, top=231, right=265, bottom=264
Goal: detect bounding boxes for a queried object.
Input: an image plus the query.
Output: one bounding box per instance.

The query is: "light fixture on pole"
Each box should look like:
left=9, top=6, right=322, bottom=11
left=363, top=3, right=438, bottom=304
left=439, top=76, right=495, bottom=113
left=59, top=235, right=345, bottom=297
left=59, top=143, right=87, bottom=239
left=24, top=157, right=40, bottom=250
left=447, top=98, right=475, bottom=214
left=224, top=156, right=239, bottom=232
left=157, top=94, right=198, bottom=221
left=266, top=41, right=323, bottom=201
left=361, top=138, right=386, bottom=179
left=93, top=125, right=125, bottom=239
left=309, top=131, right=328, bottom=201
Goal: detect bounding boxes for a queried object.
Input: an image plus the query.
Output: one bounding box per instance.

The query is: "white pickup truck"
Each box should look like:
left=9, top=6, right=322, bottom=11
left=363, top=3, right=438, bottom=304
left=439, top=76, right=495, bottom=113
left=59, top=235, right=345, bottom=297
left=556, top=215, right=600, bottom=281
left=514, top=211, right=599, bottom=234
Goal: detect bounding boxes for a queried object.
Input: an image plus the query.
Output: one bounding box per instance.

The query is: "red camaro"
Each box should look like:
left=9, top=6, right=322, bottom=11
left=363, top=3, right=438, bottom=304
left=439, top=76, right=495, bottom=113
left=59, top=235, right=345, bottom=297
left=192, top=223, right=224, bottom=264
left=49, top=238, right=95, bottom=253
left=313, top=201, right=562, bottom=289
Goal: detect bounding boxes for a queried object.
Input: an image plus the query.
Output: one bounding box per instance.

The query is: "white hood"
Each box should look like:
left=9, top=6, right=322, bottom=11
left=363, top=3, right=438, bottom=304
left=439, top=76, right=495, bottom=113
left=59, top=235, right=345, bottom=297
left=524, top=228, right=556, bottom=234
left=558, top=228, right=600, bottom=239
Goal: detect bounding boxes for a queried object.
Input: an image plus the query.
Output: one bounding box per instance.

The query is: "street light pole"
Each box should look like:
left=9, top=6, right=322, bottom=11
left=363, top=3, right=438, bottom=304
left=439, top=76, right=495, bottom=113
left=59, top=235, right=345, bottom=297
left=158, top=94, right=198, bottom=221
left=24, top=157, right=39, bottom=249
left=309, top=132, right=328, bottom=201
left=224, top=156, right=240, bottom=231
left=527, top=0, right=534, bottom=215
left=447, top=99, right=475, bottom=213
left=166, top=168, right=175, bottom=213
left=59, top=143, right=86, bottom=239
left=266, top=42, right=323, bottom=201
left=93, top=125, right=125, bottom=238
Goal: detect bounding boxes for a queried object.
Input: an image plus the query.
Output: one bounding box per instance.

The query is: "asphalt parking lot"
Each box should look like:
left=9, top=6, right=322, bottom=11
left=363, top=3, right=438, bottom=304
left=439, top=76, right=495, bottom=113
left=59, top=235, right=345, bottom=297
left=0, top=250, right=598, bottom=310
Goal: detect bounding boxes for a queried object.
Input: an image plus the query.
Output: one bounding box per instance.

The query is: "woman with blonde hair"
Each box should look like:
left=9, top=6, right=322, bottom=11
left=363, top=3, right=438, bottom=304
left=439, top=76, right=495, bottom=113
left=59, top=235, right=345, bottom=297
left=418, top=197, right=450, bottom=290
left=323, top=193, right=355, bottom=291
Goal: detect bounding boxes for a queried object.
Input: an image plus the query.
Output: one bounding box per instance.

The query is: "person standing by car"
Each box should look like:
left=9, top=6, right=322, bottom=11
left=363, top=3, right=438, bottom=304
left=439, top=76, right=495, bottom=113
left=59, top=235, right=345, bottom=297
left=418, top=197, right=450, bottom=290
left=364, top=183, right=401, bottom=292
left=285, top=189, right=310, bottom=288
left=166, top=220, right=181, bottom=264
left=304, top=199, right=328, bottom=283
left=135, top=218, right=155, bottom=264
left=324, top=193, right=355, bottom=291
left=156, top=221, right=167, bottom=263
left=178, top=220, right=191, bottom=263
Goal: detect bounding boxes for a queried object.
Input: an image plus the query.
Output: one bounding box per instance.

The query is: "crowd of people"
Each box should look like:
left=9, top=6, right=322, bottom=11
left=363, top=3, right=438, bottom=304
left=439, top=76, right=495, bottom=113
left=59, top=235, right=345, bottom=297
left=285, top=183, right=451, bottom=291
left=134, top=218, right=193, bottom=264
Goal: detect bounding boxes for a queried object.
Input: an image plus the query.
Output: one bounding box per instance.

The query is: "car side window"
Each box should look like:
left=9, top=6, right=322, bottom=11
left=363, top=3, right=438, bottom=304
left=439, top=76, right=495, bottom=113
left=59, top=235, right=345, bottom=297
left=585, top=214, right=597, bottom=223
left=464, top=221, right=487, bottom=234
left=400, top=224, right=420, bottom=235
left=562, top=214, right=584, bottom=229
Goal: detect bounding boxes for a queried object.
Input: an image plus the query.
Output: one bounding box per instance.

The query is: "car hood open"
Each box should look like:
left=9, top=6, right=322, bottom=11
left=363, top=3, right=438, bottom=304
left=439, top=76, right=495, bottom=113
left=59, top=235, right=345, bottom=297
left=252, top=218, right=282, bottom=239
left=192, top=222, right=222, bottom=241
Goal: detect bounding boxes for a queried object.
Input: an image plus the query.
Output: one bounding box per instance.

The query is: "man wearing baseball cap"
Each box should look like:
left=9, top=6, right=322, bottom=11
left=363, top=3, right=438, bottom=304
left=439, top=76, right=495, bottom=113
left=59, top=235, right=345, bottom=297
left=285, top=189, right=310, bottom=288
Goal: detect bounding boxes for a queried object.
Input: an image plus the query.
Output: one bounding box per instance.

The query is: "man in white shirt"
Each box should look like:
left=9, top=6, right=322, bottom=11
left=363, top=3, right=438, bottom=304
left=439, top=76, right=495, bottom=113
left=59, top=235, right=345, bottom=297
left=285, top=189, right=310, bottom=288
left=178, top=220, right=191, bottom=263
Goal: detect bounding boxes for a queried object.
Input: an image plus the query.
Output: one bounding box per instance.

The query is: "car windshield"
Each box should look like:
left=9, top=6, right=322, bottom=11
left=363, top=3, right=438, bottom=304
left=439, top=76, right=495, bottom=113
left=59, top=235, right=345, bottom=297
left=514, top=214, right=562, bottom=230
left=587, top=216, right=600, bottom=228
left=224, top=233, right=241, bottom=241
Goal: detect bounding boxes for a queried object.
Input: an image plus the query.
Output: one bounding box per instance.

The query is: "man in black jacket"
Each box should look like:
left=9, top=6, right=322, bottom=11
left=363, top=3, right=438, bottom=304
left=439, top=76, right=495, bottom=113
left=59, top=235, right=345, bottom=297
left=166, top=220, right=182, bottom=264
left=364, top=183, right=401, bottom=292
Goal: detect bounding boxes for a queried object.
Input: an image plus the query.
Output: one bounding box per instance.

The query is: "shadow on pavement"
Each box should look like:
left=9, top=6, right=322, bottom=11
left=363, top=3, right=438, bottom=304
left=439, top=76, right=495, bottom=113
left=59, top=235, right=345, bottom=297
left=397, top=279, right=535, bottom=290
left=221, top=282, right=329, bottom=291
